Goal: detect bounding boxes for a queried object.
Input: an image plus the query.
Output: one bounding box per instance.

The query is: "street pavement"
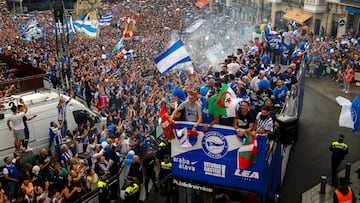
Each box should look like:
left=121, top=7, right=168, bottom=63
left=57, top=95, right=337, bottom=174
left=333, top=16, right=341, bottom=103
left=279, top=75, right=360, bottom=203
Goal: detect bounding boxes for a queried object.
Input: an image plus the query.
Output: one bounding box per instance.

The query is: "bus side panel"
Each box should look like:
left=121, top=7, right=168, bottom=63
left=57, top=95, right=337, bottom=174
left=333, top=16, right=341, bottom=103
left=0, top=121, right=17, bottom=161
left=171, top=122, right=268, bottom=196
left=27, top=103, right=58, bottom=154
left=263, top=142, right=283, bottom=202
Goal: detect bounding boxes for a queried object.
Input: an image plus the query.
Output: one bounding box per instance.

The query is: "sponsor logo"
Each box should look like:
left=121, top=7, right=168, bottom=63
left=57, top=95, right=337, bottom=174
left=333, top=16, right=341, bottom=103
left=351, top=107, right=357, bottom=123
left=173, top=157, right=196, bottom=171
left=204, top=161, right=226, bottom=178
left=234, top=169, right=260, bottom=181
left=173, top=179, right=213, bottom=193
left=202, top=131, right=228, bottom=159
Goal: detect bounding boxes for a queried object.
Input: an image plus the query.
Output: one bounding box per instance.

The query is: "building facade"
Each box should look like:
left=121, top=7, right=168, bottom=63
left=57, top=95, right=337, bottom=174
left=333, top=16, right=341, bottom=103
left=207, top=0, right=360, bottom=38
left=208, top=0, right=272, bottom=26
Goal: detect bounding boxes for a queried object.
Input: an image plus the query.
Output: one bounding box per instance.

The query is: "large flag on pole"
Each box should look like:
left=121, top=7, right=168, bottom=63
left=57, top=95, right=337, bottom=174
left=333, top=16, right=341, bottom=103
left=336, top=95, right=360, bottom=132
left=154, top=39, right=192, bottom=75
left=113, top=37, right=125, bottom=52
left=208, top=84, right=241, bottom=117
left=120, top=14, right=138, bottom=39
left=74, top=11, right=99, bottom=38
left=99, top=12, right=113, bottom=26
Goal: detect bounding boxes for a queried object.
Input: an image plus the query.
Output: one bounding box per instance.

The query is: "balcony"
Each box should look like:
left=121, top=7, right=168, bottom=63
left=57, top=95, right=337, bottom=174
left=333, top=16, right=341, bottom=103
left=304, top=0, right=327, bottom=13
left=340, top=0, right=360, bottom=7
left=268, top=0, right=282, bottom=3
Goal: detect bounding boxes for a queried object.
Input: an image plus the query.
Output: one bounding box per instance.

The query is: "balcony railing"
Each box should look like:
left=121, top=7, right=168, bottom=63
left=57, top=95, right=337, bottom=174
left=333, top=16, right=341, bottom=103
left=340, top=0, right=360, bottom=7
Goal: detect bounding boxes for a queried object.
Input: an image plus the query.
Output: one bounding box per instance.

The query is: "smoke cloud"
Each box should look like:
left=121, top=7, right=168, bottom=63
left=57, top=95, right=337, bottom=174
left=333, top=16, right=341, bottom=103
left=170, top=14, right=254, bottom=72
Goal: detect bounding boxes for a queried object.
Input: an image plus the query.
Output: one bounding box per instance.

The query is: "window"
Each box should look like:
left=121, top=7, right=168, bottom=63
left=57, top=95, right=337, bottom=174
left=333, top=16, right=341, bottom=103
left=72, top=110, right=96, bottom=127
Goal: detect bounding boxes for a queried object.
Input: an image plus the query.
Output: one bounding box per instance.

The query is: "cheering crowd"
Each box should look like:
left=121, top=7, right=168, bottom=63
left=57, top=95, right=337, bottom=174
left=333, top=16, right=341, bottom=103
left=1, top=0, right=360, bottom=202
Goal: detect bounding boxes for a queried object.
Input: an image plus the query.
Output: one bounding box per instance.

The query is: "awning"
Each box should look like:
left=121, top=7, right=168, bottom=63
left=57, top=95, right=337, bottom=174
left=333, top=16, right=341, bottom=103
left=195, top=0, right=209, bottom=8
left=346, top=6, right=360, bottom=14
left=283, top=10, right=312, bottom=24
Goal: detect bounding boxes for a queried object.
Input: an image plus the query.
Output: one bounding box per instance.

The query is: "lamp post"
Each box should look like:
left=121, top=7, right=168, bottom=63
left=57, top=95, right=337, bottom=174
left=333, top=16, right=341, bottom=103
left=19, top=0, right=23, bottom=13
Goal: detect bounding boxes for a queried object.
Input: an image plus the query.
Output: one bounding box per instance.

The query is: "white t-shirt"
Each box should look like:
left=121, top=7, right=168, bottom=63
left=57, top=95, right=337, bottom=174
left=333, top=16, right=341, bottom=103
left=227, top=62, right=240, bottom=74
left=282, top=31, right=292, bottom=46
left=8, top=112, right=25, bottom=130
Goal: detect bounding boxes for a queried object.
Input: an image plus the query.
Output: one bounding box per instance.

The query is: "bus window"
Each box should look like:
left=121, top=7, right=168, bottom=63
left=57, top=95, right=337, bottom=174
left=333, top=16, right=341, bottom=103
left=72, top=110, right=96, bottom=127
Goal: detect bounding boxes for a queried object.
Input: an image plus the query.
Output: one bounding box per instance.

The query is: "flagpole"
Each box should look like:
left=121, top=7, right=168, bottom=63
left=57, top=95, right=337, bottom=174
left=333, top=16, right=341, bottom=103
left=76, top=0, right=79, bottom=15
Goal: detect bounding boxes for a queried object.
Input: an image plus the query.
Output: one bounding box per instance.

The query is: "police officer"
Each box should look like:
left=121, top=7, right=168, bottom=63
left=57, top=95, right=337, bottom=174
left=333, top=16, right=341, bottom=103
left=126, top=155, right=142, bottom=203
left=98, top=177, right=109, bottom=202
left=330, top=134, right=349, bottom=186
left=159, top=154, right=172, bottom=202
left=143, top=150, right=159, bottom=198
left=124, top=177, right=140, bottom=203
left=333, top=177, right=357, bottom=203
left=157, top=139, right=170, bottom=162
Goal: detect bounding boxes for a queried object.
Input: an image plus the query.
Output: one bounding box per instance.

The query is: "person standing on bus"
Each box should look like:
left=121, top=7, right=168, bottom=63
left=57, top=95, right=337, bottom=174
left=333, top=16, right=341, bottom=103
left=170, top=92, right=202, bottom=133
left=18, top=103, right=37, bottom=152
left=7, top=100, right=28, bottom=155
left=233, top=101, right=255, bottom=141
left=254, top=105, right=273, bottom=137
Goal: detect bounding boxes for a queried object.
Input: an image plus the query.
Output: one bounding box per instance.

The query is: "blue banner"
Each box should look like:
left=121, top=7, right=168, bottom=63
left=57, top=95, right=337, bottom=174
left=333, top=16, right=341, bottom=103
left=171, top=122, right=283, bottom=198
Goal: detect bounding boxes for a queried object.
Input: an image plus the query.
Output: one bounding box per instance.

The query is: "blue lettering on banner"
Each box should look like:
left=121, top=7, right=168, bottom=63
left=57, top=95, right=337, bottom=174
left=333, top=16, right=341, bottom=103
left=202, top=131, right=229, bottom=159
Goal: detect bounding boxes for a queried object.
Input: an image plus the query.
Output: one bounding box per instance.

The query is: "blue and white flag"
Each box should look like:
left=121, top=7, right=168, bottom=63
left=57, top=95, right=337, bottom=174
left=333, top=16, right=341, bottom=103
left=68, top=16, right=76, bottom=35
left=113, top=37, right=125, bottom=52
left=74, top=11, right=99, bottom=38
left=154, top=39, right=192, bottom=74
left=98, top=12, right=112, bottom=26
left=19, top=19, right=43, bottom=41
left=336, top=95, right=360, bottom=132
left=184, top=19, right=206, bottom=33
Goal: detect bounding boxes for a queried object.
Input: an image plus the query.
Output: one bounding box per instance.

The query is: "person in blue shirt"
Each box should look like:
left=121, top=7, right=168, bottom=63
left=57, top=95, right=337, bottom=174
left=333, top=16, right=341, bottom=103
left=199, top=86, right=213, bottom=127
left=268, top=64, right=282, bottom=89
left=280, top=67, right=298, bottom=90
left=3, top=155, right=20, bottom=201
left=272, top=80, right=290, bottom=105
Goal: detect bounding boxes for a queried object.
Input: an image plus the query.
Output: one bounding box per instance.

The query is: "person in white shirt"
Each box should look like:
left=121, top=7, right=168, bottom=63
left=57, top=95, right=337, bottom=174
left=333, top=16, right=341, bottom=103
left=7, top=99, right=28, bottom=154
left=57, top=91, right=74, bottom=138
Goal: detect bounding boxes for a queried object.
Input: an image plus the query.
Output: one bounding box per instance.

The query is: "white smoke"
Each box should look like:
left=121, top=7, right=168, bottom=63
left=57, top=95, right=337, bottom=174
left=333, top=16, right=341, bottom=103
left=175, top=14, right=254, bottom=72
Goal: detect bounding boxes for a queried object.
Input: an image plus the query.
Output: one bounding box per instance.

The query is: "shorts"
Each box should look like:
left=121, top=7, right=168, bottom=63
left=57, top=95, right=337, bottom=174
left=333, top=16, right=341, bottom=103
left=99, top=95, right=107, bottom=107
left=273, top=49, right=282, bottom=56
left=13, top=129, right=25, bottom=140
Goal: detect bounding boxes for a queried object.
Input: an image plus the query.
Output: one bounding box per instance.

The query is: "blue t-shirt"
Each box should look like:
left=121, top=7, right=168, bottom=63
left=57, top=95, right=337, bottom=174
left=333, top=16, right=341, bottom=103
left=280, top=73, right=298, bottom=90
left=273, top=85, right=289, bottom=104
left=268, top=71, right=282, bottom=89
left=200, top=96, right=213, bottom=124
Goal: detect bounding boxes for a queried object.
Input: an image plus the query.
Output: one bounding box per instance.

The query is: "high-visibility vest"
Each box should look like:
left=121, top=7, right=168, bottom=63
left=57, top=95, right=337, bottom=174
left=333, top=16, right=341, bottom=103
left=97, top=180, right=107, bottom=188
left=331, top=141, right=348, bottom=150
left=159, top=141, right=167, bottom=147
left=125, top=183, right=139, bottom=196
left=335, top=187, right=353, bottom=203
left=161, top=161, right=172, bottom=170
